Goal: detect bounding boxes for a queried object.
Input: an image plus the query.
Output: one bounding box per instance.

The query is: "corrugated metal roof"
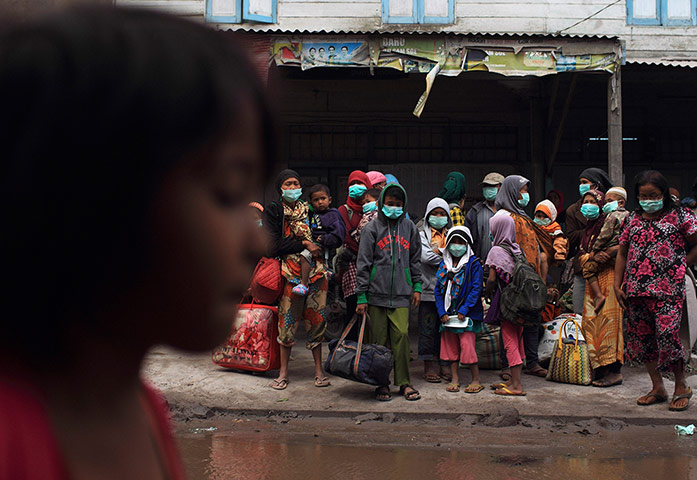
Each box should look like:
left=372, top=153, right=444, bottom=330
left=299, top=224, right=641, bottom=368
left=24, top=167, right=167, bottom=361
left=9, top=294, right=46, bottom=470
left=217, top=25, right=616, bottom=40
left=626, top=58, right=697, bottom=69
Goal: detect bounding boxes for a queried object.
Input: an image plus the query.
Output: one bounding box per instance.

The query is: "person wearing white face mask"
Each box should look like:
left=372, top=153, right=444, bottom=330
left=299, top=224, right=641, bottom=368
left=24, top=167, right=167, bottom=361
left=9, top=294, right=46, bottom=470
left=417, top=197, right=453, bottom=383
left=465, top=172, right=504, bottom=265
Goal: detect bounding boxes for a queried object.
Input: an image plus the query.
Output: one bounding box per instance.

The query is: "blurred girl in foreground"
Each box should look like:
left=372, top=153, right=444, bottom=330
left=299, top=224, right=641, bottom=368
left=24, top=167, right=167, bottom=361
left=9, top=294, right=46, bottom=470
left=0, top=6, right=275, bottom=479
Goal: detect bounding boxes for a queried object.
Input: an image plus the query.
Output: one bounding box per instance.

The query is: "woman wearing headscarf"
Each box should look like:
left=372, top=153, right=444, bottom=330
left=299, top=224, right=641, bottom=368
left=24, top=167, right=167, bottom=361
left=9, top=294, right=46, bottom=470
left=265, top=169, right=330, bottom=390
left=577, top=189, right=624, bottom=387
left=566, top=168, right=613, bottom=314
left=367, top=171, right=387, bottom=190
left=493, top=175, right=547, bottom=378
left=484, top=214, right=527, bottom=395
left=439, top=172, right=467, bottom=226
left=337, top=170, right=371, bottom=338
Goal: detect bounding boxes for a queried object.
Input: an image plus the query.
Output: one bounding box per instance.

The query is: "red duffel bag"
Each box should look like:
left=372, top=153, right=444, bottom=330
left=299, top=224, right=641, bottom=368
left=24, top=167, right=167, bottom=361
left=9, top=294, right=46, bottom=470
left=249, top=257, right=283, bottom=305
left=212, top=303, right=280, bottom=372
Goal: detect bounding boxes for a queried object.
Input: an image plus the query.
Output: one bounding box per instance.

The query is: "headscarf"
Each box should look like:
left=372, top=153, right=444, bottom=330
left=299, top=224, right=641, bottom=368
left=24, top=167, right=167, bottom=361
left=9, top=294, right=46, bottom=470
left=367, top=171, right=387, bottom=187
left=579, top=168, right=613, bottom=193
left=442, top=226, right=474, bottom=312
left=276, top=169, right=300, bottom=193
left=485, top=213, right=521, bottom=276
left=547, top=189, right=564, bottom=212
left=385, top=174, right=400, bottom=185
left=346, top=170, right=370, bottom=213
left=438, top=172, right=466, bottom=204
left=494, top=175, right=530, bottom=217
left=580, top=189, right=606, bottom=253
left=535, top=200, right=557, bottom=222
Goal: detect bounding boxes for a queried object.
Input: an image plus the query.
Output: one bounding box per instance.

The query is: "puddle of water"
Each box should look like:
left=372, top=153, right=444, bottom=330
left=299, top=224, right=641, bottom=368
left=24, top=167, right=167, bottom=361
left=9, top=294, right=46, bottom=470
left=178, top=432, right=697, bottom=480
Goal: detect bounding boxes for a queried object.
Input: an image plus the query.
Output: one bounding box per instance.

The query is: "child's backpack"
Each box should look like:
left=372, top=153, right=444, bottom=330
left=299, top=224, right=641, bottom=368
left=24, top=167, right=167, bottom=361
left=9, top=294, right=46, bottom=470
left=499, top=245, right=547, bottom=326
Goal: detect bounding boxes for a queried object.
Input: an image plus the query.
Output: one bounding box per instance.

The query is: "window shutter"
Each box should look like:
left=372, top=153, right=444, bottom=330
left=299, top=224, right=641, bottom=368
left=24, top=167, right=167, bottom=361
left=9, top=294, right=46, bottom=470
left=422, top=0, right=454, bottom=24
left=382, top=0, right=418, bottom=24
left=206, top=0, right=242, bottom=23
left=242, top=0, right=277, bottom=23
left=662, top=0, right=696, bottom=25
left=627, top=0, right=661, bottom=24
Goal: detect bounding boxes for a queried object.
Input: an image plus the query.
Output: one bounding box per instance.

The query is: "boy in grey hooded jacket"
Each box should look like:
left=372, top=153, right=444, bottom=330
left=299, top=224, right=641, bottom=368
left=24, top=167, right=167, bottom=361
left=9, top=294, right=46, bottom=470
left=356, top=184, right=422, bottom=401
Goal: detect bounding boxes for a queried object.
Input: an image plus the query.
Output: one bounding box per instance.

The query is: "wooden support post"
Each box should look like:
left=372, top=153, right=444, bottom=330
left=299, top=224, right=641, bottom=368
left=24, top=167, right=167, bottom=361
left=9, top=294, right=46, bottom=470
left=530, top=96, right=546, bottom=202
left=547, top=73, right=577, bottom=175
left=608, top=66, right=623, bottom=185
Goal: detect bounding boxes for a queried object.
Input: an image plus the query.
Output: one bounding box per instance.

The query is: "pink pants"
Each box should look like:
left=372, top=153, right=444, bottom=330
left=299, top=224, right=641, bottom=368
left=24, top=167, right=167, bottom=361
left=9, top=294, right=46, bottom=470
left=501, top=321, right=525, bottom=367
left=440, top=330, right=478, bottom=364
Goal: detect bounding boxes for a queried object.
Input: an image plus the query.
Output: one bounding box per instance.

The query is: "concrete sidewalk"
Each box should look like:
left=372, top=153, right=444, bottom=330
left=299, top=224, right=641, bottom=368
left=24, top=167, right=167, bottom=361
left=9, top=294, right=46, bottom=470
left=142, top=336, right=697, bottom=424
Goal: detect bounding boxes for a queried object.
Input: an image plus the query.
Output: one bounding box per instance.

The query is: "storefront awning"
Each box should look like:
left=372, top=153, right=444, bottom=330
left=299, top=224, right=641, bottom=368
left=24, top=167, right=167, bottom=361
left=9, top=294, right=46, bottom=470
left=271, top=34, right=620, bottom=116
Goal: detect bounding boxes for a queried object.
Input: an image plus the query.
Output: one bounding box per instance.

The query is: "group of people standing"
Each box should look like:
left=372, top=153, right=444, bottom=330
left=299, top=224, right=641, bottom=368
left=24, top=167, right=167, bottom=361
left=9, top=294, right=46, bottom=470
left=259, top=166, right=697, bottom=412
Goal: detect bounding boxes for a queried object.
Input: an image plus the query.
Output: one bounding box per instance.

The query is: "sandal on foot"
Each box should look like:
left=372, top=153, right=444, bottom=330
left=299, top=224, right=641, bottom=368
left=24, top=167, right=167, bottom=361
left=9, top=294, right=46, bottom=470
left=314, top=376, right=331, bottom=387
left=400, top=385, right=421, bottom=401
left=592, top=378, right=623, bottom=388
left=465, top=384, right=485, bottom=394
left=494, top=386, right=526, bottom=396
left=271, top=378, right=288, bottom=390
left=446, top=383, right=460, bottom=393
left=292, top=284, right=309, bottom=296
left=637, top=392, right=668, bottom=406
left=375, top=386, right=392, bottom=402
left=669, top=388, right=693, bottom=412
left=523, top=366, right=547, bottom=378
left=490, top=382, right=508, bottom=390
left=424, top=373, right=442, bottom=383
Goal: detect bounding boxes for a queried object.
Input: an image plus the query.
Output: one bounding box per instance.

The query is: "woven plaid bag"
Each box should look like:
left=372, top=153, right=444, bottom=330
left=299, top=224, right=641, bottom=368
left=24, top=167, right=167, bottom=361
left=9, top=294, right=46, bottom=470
left=545, top=318, right=592, bottom=386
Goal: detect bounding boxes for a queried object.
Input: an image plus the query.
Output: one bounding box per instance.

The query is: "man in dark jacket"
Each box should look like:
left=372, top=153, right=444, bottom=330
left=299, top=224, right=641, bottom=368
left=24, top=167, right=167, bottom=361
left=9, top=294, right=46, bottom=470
left=465, top=172, right=504, bottom=263
left=356, top=184, right=422, bottom=402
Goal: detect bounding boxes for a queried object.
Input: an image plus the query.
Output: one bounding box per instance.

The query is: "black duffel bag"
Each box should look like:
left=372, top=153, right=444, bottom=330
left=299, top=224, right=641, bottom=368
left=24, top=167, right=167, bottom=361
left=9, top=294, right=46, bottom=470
left=325, top=313, right=393, bottom=386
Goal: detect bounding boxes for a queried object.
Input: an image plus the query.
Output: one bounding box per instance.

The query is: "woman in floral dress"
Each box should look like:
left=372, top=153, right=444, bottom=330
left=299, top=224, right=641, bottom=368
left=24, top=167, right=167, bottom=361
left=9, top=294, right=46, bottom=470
left=615, top=170, right=697, bottom=411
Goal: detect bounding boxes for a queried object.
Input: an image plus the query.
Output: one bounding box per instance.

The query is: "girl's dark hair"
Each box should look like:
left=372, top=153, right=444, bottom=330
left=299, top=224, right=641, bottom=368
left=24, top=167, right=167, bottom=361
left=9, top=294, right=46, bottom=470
left=365, top=188, right=381, bottom=199
left=0, top=6, right=276, bottom=359
left=634, top=170, right=674, bottom=213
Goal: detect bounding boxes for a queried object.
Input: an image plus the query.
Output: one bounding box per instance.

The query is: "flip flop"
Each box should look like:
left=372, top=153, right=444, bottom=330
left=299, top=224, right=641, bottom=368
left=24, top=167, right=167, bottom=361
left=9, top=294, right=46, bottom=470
left=490, top=382, right=508, bottom=390
left=494, top=386, right=526, bottom=396
left=271, top=378, right=288, bottom=390
left=424, top=373, right=442, bottom=383
left=314, top=376, right=331, bottom=388
left=446, top=383, right=460, bottom=393
left=636, top=392, right=668, bottom=406
left=669, top=387, right=693, bottom=412
left=465, top=384, right=485, bottom=394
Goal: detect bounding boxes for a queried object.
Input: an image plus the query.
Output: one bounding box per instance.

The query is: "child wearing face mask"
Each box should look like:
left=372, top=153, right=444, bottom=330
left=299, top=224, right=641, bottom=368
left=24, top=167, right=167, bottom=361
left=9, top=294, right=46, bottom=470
left=351, top=188, right=381, bottom=244
left=435, top=227, right=484, bottom=393
left=582, top=187, right=629, bottom=312
left=533, top=200, right=569, bottom=268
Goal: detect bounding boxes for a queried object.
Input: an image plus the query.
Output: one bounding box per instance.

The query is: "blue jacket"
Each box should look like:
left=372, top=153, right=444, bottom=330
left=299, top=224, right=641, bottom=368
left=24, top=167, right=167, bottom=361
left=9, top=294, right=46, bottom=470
left=434, top=256, right=484, bottom=321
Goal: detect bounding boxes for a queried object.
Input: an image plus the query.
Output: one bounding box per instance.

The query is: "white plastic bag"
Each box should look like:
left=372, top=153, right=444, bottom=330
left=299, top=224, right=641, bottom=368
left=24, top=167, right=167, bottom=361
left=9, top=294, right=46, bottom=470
left=538, top=313, right=584, bottom=363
